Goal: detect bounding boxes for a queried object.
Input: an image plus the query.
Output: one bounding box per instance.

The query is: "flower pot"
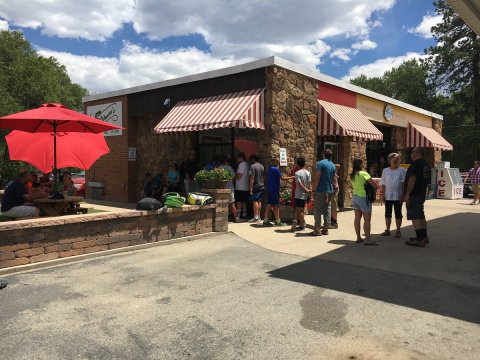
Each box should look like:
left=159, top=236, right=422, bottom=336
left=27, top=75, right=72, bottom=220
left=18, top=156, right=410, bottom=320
left=202, top=179, right=229, bottom=189
left=279, top=204, right=294, bottom=223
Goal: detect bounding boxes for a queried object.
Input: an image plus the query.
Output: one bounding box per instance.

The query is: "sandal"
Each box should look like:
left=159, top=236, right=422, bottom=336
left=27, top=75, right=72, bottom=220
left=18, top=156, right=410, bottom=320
left=395, top=230, right=401, bottom=238
left=380, top=230, right=391, bottom=236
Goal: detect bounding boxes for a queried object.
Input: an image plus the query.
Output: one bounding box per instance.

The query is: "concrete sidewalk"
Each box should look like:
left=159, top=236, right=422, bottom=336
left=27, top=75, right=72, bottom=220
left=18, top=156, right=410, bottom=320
left=229, top=198, right=480, bottom=288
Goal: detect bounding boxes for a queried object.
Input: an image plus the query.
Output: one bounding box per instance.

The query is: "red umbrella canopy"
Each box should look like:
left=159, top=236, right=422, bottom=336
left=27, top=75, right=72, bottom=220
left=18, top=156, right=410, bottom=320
left=6, top=130, right=110, bottom=173
left=0, top=103, right=123, bottom=133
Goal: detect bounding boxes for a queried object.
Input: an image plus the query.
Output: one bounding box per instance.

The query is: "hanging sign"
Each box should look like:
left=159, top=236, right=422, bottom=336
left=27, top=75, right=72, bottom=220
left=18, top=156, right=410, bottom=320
left=87, top=102, right=123, bottom=136
left=279, top=148, right=288, bottom=166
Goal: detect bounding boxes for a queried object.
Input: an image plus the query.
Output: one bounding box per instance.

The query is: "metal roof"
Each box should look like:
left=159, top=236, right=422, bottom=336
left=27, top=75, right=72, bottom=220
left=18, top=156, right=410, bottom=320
left=83, top=56, right=443, bottom=120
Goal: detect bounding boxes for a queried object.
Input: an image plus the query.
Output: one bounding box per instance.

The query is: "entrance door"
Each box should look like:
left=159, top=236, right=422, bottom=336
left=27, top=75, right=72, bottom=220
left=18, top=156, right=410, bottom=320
left=366, top=124, right=392, bottom=177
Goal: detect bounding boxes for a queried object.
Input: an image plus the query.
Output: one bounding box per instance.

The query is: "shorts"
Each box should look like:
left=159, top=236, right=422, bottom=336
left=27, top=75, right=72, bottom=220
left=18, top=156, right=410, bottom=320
left=235, top=190, right=249, bottom=203
left=249, top=190, right=263, bottom=202
left=294, top=198, right=306, bottom=208
left=330, top=189, right=339, bottom=213
left=472, top=184, right=480, bottom=195
left=384, top=200, right=403, bottom=219
left=228, top=189, right=235, bottom=204
left=2, top=205, right=38, bottom=218
left=406, top=197, right=425, bottom=220
left=352, top=195, right=372, bottom=213
left=267, top=191, right=280, bottom=206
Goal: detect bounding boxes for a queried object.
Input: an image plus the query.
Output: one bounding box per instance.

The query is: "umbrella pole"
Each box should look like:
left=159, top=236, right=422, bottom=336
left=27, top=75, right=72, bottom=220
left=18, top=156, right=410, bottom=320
left=53, top=122, right=58, bottom=192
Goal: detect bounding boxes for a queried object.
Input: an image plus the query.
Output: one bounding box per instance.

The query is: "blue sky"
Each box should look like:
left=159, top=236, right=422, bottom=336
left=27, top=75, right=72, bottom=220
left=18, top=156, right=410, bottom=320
left=0, top=0, right=441, bottom=94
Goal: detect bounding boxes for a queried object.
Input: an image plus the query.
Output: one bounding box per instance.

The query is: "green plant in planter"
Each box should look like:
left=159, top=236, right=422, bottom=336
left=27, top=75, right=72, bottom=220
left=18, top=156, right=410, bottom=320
left=195, top=168, right=233, bottom=181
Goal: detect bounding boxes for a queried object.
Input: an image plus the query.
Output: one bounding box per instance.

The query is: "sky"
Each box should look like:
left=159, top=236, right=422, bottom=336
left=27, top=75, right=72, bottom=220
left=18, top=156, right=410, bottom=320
left=0, top=0, right=442, bottom=95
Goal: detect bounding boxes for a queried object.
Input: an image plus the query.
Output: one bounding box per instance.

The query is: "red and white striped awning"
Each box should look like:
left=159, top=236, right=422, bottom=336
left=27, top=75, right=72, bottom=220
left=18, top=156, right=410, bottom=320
left=154, top=88, right=265, bottom=133
left=406, top=123, right=453, bottom=151
left=317, top=100, right=383, bottom=141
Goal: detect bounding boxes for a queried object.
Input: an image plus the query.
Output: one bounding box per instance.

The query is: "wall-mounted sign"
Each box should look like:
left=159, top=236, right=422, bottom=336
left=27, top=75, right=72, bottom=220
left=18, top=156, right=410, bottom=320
left=384, top=104, right=393, bottom=121
left=128, top=147, right=136, bottom=161
left=279, top=148, right=287, bottom=166
left=87, top=102, right=122, bottom=136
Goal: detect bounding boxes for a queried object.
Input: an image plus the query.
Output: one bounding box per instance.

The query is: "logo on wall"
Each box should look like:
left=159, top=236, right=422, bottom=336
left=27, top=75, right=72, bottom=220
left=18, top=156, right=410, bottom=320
left=384, top=104, right=393, bottom=121
left=87, top=102, right=123, bottom=136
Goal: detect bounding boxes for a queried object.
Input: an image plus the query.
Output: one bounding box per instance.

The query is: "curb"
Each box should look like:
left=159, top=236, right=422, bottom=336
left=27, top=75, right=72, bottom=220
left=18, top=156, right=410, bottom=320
left=0, top=231, right=231, bottom=276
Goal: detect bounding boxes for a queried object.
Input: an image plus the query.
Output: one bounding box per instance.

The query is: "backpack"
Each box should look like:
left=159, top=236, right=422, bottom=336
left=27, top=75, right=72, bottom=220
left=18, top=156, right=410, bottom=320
left=136, top=197, right=162, bottom=211
left=162, top=192, right=186, bottom=208
left=187, top=192, right=214, bottom=205
left=364, top=181, right=376, bottom=204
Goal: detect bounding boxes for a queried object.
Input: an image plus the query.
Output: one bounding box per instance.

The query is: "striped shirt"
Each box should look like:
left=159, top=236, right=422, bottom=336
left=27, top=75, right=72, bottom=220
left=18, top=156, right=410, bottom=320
left=468, top=167, right=480, bottom=185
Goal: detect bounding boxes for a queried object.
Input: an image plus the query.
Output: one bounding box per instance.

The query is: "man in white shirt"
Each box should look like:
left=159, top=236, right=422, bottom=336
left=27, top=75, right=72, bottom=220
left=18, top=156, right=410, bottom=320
left=380, top=153, right=406, bottom=238
left=235, top=152, right=250, bottom=219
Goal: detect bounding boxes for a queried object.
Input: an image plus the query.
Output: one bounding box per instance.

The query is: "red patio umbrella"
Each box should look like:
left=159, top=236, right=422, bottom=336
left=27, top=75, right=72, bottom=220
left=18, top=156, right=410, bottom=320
left=5, top=131, right=110, bottom=173
left=0, top=103, right=122, bottom=185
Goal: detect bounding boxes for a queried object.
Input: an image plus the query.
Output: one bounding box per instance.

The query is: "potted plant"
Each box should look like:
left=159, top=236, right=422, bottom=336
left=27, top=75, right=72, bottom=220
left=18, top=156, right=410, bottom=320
left=195, top=168, right=232, bottom=189
left=278, top=189, right=294, bottom=222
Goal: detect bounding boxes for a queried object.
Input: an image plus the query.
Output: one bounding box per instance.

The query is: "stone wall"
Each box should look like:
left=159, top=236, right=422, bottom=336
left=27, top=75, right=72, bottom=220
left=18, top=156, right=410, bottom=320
left=432, top=118, right=443, bottom=164
left=338, top=137, right=367, bottom=207
left=135, top=113, right=195, bottom=199
left=267, top=66, right=318, bottom=171
left=0, top=189, right=229, bottom=270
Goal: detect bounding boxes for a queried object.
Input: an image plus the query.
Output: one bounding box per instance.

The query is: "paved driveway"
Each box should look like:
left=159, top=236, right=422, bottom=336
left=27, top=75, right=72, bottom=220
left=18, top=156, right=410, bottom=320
left=1, top=231, right=479, bottom=359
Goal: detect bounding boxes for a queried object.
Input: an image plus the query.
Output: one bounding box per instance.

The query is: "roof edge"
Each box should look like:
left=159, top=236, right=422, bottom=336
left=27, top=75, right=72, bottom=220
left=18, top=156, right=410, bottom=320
left=83, top=55, right=443, bottom=121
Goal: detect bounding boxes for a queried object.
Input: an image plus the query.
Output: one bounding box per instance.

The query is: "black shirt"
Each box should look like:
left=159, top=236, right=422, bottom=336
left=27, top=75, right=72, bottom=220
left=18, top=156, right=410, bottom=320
left=405, top=158, right=431, bottom=198
left=1, top=179, right=27, bottom=212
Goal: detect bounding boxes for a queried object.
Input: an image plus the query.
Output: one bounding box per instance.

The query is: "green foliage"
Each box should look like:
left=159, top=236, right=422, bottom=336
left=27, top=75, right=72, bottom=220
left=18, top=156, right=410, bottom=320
left=350, top=59, right=434, bottom=110
left=0, top=30, right=88, bottom=185
left=194, top=168, right=233, bottom=182
left=423, top=0, right=480, bottom=160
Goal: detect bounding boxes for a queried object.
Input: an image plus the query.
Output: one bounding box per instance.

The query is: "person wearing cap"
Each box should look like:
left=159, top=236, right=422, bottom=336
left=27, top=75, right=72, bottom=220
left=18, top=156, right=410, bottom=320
left=1, top=170, right=47, bottom=219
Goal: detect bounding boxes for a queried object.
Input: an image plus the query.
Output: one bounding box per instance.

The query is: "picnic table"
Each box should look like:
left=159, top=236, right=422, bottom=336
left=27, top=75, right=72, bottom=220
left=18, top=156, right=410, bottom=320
left=32, top=196, right=84, bottom=217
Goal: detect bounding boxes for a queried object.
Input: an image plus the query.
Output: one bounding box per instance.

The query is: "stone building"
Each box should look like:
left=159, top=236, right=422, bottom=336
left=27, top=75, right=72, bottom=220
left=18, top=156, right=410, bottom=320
left=82, top=56, right=452, bottom=207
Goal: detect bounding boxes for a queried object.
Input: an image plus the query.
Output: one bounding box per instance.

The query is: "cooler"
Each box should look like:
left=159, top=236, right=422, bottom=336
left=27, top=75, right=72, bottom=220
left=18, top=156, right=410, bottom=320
left=435, top=168, right=463, bottom=199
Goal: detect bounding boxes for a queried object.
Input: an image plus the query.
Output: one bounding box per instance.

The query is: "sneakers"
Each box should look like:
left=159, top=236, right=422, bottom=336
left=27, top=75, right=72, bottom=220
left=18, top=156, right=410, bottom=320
left=262, top=221, right=274, bottom=227
left=296, top=226, right=305, bottom=231
left=470, top=200, right=479, bottom=205
left=248, top=217, right=260, bottom=223
left=409, top=236, right=429, bottom=244
left=405, top=238, right=430, bottom=247
left=274, top=221, right=287, bottom=227
left=328, top=223, right=338, bottom=229
left=290, top=220, right=297, bottom=232
left=234, top=218, right=246, bottom=223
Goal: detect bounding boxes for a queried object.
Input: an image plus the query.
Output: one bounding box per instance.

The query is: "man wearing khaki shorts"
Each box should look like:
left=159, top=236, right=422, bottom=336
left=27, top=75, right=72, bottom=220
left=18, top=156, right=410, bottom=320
left=465, top=160, right=480, bottom=205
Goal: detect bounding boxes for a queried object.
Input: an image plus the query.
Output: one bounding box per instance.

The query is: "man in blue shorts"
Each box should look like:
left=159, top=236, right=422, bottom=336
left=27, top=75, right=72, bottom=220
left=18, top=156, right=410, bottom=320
left=248, top=154, right=265, bottom=223
left=263, top=158, right=287, bottom=226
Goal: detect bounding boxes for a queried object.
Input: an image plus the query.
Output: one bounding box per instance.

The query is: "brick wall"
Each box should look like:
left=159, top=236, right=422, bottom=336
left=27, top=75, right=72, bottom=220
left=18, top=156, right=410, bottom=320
left=0, top=188, right=229, bottom=269
left=84, top=96, right=131, bottom=202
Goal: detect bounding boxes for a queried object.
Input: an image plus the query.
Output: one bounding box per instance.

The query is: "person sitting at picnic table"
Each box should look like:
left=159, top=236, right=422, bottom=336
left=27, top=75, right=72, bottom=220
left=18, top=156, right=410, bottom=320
left=62, top=171, right=77, bottom=196
left=38, top=172, right=53, bottom=188
left=1, top=170, right=48, bottom=219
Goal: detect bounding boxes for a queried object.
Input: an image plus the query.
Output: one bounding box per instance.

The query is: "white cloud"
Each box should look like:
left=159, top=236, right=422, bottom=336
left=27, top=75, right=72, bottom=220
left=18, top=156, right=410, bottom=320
left=0, top=0, right=135, bottom=40
left=330, top=48, right=351, bottom=62
left=408, top=14, right=442, bottom=39
left=0, top=19, right=8, bottom=30
left=341, top=52, right=428, bottom=81
left=4, top=0, right=399, bottom=93
left=352, top=39, right=377, bottom=50
left=38, top=44, right=246, bottom=94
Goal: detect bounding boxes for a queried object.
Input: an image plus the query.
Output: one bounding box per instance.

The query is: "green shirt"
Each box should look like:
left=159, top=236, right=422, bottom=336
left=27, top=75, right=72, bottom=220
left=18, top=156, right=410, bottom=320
left=352, top=171, right=371, bottom=197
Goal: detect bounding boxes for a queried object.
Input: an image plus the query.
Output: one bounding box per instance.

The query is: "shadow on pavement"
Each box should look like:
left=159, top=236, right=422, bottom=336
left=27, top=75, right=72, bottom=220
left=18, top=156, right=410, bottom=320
left=268, top=212, right=480, bottom=324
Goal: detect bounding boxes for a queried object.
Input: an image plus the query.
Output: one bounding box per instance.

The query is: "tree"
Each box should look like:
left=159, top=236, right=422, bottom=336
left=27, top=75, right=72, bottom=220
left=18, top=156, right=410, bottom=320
left=350, top=59, right=434, bottom=110
left=0, top=30, right=88, bottom=185
left=424, top=0, right=480, bottom=158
